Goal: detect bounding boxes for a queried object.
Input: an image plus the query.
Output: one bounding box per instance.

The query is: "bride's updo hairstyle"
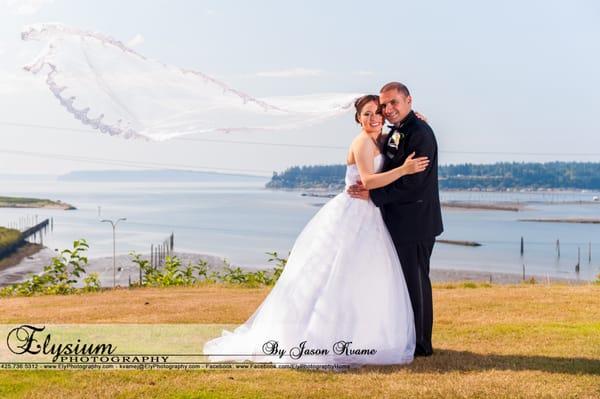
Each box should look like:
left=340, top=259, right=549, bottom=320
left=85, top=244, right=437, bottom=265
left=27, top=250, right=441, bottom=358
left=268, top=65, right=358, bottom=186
left=354, top=94, right=380, bottom=124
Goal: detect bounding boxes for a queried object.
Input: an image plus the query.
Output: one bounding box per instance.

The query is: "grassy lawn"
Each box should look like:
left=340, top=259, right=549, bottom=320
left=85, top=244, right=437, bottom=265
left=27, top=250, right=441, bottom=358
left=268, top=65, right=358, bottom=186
left=0, top=196, right=73, bottom=210
left=0, top=227, right=21, bottom=248
left=0, top=196, right=53, bottom=206
left=0, top=283, right=598, bottom=398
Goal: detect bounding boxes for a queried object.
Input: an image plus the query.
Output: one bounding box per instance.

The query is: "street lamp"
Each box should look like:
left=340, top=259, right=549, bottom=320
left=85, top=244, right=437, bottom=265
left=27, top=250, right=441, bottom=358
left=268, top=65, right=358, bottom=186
left=101, top=217, right=127, bottom=288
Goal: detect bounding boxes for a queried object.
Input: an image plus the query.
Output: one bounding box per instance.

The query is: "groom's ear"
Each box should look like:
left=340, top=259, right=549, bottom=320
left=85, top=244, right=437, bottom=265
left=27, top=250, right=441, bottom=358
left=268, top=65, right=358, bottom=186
left=407, top=95, right=413, bottom=106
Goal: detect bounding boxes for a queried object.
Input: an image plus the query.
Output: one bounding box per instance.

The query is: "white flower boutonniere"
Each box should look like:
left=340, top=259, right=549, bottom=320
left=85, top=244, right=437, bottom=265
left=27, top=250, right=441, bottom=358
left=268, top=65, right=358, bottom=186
left=388, top=132, right=405, bottom=149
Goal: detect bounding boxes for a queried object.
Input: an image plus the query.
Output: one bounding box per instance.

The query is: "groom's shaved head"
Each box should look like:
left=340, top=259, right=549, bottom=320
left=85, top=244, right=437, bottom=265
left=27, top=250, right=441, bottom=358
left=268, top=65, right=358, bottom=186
left=380, top=82, right=410, bottom=97
left=379, top=82, right=412, bottom=124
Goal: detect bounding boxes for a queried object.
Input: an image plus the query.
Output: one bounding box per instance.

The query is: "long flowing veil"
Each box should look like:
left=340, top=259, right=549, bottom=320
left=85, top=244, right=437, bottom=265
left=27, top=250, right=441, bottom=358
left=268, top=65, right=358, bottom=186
left=21, top=23, right=361, bottom=141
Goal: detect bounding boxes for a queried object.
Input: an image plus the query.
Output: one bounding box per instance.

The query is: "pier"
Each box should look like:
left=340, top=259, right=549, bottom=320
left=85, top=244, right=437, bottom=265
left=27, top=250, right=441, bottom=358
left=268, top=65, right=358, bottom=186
left=0, top=218, right=50, bottom=259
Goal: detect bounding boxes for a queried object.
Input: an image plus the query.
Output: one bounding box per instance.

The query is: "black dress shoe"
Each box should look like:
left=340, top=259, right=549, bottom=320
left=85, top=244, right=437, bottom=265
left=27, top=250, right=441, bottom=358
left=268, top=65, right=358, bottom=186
left=414, top=347, right=434, bottom=357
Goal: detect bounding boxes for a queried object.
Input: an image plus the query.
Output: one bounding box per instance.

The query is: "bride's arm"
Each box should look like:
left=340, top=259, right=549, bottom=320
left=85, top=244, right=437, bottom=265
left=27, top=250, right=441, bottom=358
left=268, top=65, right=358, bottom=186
left=353, top=139, right=429, bottom=190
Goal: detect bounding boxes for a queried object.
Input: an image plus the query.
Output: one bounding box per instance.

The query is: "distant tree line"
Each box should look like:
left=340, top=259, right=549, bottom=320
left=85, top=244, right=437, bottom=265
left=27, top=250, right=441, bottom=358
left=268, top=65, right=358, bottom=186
left=266, top=162, right=600, bottom=190
left=267, top=164, right=347, bottom=190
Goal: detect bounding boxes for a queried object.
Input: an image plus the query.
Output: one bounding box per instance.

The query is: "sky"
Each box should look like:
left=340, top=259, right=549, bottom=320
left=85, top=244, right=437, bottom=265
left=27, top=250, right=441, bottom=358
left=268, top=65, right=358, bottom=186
left=0, top=0, right=599, bottom=176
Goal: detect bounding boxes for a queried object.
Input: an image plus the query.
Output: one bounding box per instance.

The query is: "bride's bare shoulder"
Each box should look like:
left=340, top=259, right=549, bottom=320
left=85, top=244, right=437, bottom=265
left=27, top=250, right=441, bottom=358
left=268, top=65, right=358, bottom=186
left=350, top=134, right=369, bottom=146
left=349, top=135, right=368, bottom=155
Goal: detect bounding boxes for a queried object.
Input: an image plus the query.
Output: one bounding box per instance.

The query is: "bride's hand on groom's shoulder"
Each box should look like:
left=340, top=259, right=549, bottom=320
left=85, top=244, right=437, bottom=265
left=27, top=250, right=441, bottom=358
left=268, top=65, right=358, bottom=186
left=415, top=111, right=428, bottom=123
left=347, top=181, right=370, bottom=200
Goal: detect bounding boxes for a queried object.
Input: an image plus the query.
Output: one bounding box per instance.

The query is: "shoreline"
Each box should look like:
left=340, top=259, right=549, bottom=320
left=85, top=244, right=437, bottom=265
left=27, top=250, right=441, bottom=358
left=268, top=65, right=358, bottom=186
left=442, top=201, right=524, bottom=212
left=0, top=242, right=45, bottom=271
left=0, top=195, right=76, bottom=210
left=279, top=189, right=600, bottom=211
left=0, top=247, right=586, bottom=288
left=519, top=218, right=600, bottom=224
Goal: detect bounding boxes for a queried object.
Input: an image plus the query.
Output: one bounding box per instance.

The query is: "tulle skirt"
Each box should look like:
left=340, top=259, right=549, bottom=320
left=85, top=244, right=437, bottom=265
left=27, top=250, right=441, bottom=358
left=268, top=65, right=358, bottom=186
left=203, top=192, right=415, bottom=366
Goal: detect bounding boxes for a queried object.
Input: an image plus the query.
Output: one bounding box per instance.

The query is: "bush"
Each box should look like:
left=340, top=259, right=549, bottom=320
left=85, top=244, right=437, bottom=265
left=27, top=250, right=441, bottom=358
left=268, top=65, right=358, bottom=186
left=0, top=239, right=90, bottom=297
left=82, top=272, right=101, bottom=292
left=0, top=246, right=291, bottom=296
left=129, top=252, right=288, bottom=288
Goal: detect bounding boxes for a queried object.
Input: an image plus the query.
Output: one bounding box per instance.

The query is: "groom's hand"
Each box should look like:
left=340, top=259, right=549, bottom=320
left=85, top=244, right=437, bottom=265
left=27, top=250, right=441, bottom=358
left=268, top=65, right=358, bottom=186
left=347, top=181, right=370, bottom=200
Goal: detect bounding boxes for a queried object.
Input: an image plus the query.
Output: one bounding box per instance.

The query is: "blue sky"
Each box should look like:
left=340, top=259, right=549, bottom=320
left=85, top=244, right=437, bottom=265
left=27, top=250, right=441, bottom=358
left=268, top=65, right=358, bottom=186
left=1, top=0, right=599, bottom=175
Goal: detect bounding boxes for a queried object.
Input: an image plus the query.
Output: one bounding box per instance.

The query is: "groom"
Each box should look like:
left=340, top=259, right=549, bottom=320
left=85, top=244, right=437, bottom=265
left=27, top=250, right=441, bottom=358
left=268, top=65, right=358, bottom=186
left=348, top=82, right=443, bottom=357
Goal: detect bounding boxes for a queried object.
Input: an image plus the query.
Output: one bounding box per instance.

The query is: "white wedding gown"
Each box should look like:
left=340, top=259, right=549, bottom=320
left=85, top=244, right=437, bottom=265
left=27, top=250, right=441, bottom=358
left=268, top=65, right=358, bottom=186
left=203, top=154, right=415, bottom=365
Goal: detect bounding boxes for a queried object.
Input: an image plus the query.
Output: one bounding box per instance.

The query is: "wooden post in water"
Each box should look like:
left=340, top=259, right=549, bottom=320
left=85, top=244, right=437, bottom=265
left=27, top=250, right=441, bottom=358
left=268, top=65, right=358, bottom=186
left=556, top=239, right=560, bottom=259
left=520, top=237, right=524, bottom=256
left=575, top=247, right=580, bottom=273
left=150, top=244, right=154, bottom=268
left=589, top=241, right=592, bottom=263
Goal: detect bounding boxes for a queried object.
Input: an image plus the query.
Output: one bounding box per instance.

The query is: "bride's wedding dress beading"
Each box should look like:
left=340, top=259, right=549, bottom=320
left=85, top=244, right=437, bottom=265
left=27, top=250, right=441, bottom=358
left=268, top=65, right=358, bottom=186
left=203, top=154, right=415, bottom=365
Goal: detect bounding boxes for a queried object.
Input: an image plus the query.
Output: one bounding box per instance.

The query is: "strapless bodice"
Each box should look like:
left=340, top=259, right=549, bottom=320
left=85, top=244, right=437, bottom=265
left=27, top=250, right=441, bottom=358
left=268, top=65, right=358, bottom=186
left=344, top=153, right=384, bottom=187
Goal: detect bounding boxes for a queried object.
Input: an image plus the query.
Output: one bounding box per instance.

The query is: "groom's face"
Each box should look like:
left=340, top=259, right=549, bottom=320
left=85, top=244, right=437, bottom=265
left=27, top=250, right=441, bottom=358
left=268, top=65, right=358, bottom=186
left=379, top=89, right=412, bottom=125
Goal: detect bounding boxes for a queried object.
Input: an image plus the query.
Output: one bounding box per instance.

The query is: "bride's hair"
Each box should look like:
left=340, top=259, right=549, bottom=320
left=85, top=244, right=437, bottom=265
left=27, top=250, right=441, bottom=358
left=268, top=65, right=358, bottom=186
left=354, top=94, right=380, bottom=123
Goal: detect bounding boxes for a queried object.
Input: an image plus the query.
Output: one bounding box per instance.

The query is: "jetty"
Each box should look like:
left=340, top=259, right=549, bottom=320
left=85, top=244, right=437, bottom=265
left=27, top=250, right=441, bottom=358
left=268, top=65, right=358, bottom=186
left=0, top=219, right=50, bottom=259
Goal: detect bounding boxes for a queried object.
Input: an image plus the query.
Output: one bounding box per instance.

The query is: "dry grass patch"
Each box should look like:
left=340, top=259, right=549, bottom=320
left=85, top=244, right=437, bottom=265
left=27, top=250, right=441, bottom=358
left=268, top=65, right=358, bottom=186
left=0, top=283, right=598, bottom=398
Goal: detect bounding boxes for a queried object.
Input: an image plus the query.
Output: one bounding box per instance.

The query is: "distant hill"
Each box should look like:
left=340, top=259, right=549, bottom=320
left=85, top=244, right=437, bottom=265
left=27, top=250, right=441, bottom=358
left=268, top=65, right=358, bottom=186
left=58, top=169, right=267, bottom=182
left=266, top=162, right=600, bottom=190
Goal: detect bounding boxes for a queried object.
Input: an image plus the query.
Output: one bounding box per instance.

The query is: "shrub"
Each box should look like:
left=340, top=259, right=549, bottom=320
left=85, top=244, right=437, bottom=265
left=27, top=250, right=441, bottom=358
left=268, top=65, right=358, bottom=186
left=129, top=252, right=288, bottom=288
left=82, top=272, right=101, bottom=292
left=0, top=239, right=90, bottom=297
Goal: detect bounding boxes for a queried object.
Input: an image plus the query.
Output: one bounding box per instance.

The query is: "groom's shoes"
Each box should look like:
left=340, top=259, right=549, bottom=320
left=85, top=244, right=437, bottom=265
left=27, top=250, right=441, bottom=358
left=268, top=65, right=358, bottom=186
left=414, top=346, right=433, bottom=357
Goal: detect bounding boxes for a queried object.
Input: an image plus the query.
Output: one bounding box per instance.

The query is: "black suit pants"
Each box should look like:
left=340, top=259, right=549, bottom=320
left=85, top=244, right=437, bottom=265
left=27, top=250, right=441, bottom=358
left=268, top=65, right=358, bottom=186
left=394, top=239, right=435, bottom=355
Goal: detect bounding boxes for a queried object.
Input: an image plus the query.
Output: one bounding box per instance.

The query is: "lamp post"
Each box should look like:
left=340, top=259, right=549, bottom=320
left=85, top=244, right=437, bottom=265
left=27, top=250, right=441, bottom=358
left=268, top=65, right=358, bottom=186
left=101, top=217, right=126, bottom=288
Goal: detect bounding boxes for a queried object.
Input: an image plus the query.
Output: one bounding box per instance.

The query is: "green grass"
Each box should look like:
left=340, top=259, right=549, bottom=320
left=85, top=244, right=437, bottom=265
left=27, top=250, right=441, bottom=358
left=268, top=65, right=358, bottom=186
left=0, top=195, right=54, bottom=205
left=0, top=284, right=598, bottom=398
left=0, top=227, right=21, bottom=248
left=0, top=196, right=69, bottom=210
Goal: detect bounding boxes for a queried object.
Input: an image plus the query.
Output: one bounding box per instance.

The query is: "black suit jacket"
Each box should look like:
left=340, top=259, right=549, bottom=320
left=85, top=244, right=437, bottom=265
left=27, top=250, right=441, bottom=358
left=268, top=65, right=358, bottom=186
left=370, top=111, right=443, bottom=243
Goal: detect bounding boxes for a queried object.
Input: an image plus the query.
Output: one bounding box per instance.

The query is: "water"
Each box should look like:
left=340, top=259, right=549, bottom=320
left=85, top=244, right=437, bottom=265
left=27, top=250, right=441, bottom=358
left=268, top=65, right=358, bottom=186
left=1, top=176, right=599, bottom=281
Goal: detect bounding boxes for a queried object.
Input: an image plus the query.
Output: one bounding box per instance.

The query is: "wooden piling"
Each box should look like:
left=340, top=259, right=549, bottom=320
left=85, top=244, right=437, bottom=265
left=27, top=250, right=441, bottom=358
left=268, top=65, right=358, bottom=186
left=520, top=237, right=524, bottom=256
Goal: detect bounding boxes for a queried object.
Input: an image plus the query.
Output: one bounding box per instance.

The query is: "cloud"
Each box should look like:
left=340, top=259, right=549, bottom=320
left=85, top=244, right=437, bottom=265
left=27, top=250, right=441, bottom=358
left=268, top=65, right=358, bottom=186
left=126, top=34, right=145, bottom=48
left=206, top=9, right=216, bottom=16
left=5, top=0, right=54, bottom=15
left=255, top=68, right=323, bottom=78
left=354, top=70, right=374, bottom=76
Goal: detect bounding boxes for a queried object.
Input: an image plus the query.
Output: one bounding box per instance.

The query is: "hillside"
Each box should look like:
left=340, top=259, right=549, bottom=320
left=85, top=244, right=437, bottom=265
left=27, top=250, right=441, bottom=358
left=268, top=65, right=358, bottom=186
left=267, top=162, right=600, bottom=191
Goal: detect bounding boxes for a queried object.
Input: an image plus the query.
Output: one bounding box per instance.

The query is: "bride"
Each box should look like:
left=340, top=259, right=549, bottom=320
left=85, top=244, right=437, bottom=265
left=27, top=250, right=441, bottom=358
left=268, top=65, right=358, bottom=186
left=203, top=95, right=429, bottom=366
left=20, top=24, right=426, bottom=365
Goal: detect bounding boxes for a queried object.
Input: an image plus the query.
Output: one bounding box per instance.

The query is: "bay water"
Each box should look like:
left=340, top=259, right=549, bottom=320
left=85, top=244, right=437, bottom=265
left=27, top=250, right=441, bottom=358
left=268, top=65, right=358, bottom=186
left=1, top=175, right=598, bottom=281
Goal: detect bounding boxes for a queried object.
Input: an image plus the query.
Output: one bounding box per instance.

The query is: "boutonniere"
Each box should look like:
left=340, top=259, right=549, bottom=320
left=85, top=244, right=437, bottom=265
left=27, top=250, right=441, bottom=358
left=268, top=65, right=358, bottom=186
left=388, top=132, right=406, bottom=150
